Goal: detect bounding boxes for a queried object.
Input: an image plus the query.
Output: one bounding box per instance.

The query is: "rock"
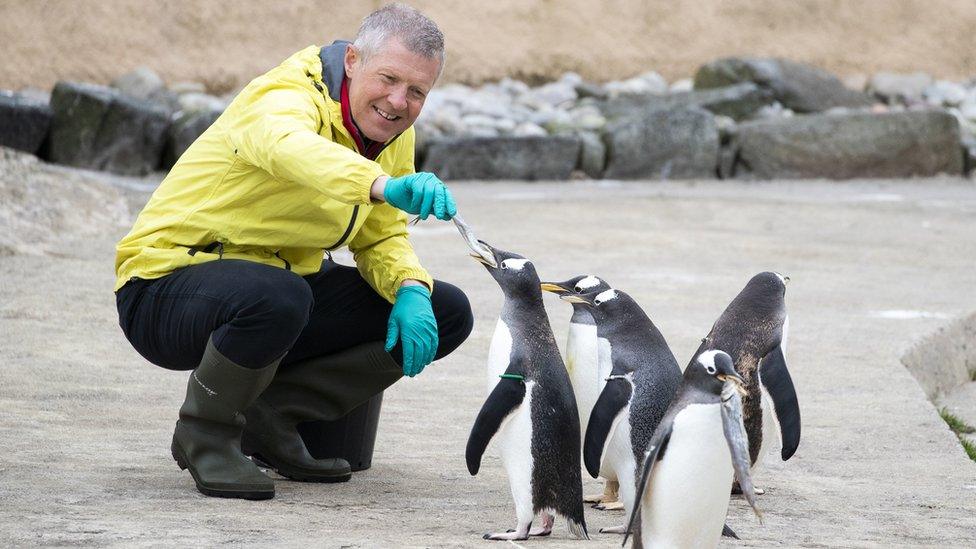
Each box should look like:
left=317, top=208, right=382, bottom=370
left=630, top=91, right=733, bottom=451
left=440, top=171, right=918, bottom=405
left=670, top=78, right=694, bottom=92
left=521, top=80, right=578, bottom=109
left=576, top=131, right=606, bottom=179
left=567, top=104, right=606, bottom=131
left=512, top=121, right=547, bottom=137
left=603, top=107, right=719, bottom=180
left=0, top=92, right=53, bottom=155
left=694, top=57, right=874, bottom=113
left=177, top=92, right=228, bottom=113
left=163, top=107, right=222, bottom=168
left=733, top=110, right=963, bottom=179
left=923, top=80, right=968, bottom=107
left=962, top=134, right=976, bottom=176
left=429, top=104, right=465, bottom=135
left=422, top=136, right=581, bottom=180
left=47, top=81, right=171, bottom=175
left=111, top=66, right=166, bottom=101
left=533, top=108, right=574, bottom=134
left=601, top=83, right=774, bottom=122
left=605, top=71, right=668, bottom=97
left=574, top=81, right=608, bottom=101
left=868, top=72, right=933, bottom=104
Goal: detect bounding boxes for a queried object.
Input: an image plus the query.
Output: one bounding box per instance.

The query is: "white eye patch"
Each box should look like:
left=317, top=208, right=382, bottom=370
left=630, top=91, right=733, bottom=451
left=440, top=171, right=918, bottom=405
left=575, top=275, right=601, bottom=291
left=697, top=349, right=722, bottom=375
left=593, top=289, right=618, bottom=305
left=501, top=258, right=530, bottom=271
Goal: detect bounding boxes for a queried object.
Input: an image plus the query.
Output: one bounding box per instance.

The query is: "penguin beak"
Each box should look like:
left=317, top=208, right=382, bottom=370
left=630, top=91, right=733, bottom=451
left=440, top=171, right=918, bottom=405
left=719, top=373, right=747, bottom=396
left=470, top=240, right=498, bottom=268
left=560, top=294, right=590, bottom=305
left=540, top=282, right=569, bottom=295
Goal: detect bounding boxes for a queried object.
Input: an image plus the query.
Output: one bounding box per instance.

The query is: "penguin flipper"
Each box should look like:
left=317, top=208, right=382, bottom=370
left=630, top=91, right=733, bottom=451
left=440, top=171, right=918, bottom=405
left=582, top=377, right=632, bottom=478
left=465, top=377, right=526, bottom=475
left=622, top=422, right=672, bottom=547
left=759, top=344, right=801, bottom=461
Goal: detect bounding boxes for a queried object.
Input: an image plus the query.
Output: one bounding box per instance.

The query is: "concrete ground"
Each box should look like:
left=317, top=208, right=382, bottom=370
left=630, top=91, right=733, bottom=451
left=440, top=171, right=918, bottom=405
left=2, top=174, right=976, bottom=547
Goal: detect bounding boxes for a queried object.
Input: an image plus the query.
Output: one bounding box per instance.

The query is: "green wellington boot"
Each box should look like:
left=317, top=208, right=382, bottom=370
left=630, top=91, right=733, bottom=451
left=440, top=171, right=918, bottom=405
left=241, top=341, right=403, bottom=482
left=171, top=337, right=280, bottom=500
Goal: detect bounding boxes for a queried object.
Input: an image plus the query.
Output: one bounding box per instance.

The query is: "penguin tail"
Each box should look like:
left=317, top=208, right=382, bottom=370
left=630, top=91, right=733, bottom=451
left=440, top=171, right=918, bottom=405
left=568, top=518, right=589, bottom=540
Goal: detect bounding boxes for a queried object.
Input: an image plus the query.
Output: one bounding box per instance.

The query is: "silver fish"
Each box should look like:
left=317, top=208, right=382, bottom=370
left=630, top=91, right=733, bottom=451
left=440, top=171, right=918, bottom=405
left=721, top=381, right=763, bottom=522
left=452, top=215, right=496, bottom=267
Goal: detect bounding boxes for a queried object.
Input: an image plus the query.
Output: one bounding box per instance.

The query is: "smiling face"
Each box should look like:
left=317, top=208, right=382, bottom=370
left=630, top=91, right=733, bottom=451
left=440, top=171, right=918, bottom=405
left=343, top=38, right=441, bottom=142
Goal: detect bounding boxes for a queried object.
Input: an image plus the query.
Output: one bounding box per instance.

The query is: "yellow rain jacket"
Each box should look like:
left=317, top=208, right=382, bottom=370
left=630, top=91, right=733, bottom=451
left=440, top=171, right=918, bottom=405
left=114, top=42, right=432, bottom=302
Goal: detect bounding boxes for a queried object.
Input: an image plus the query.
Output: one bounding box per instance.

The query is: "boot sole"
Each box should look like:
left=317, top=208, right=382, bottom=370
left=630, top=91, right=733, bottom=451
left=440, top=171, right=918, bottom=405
left=242, top=436, right=352, bottom=483
left=248, top=451, right=352, bottom=483
left=171, top=439, right=275, bottom=500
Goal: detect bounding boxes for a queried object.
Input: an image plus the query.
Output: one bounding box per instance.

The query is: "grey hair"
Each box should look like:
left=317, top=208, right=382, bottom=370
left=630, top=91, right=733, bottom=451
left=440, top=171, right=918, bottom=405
left=353, top=3, right=445, bottom=76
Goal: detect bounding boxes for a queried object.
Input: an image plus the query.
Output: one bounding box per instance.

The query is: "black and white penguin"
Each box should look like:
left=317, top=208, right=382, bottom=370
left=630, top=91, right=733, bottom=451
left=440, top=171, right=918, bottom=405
left=562, top=287, right=682, bottom=533
left=465, top=241, right=588, bottom=541
left=540, top=275, right=619, bottom=506
left=624, top=350, right=762, bottom=549
left=694, top=271, right=800, bottom=483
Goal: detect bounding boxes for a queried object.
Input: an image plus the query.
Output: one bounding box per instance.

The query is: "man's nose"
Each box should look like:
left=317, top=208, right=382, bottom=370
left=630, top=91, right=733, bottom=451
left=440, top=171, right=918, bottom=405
left=388, top=86, right=409, bottom=111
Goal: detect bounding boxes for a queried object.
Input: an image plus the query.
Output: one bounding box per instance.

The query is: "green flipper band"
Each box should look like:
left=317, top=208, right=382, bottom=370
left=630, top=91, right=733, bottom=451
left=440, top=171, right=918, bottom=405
left=499, top=373, right=525, bottom=382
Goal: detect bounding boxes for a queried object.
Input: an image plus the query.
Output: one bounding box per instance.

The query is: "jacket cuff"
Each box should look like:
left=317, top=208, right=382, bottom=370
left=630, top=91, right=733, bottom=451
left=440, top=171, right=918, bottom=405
left=354, top=164, right=387, bottom=205
left=391, top=268, right=435, bottom=302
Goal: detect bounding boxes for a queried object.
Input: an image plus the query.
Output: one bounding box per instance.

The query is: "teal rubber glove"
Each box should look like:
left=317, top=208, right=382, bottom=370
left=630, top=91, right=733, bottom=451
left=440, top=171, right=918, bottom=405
left=385, top=285, right=439, bottom=377
left=383, top=172, right=457, bottom=220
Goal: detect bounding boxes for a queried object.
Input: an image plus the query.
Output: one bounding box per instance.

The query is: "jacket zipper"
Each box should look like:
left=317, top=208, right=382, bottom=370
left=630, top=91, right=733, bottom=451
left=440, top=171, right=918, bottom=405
left=325, top=205, right=359, bottom=250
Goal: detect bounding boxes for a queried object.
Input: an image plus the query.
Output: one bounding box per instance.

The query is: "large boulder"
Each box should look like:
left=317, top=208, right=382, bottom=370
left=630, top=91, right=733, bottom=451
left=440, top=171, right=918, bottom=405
left=601, top=83, right=774, bottom=122
left=694, top=57, right=874, bottom=113
left=47, top=81, right=171, bottom=175
left=422, top=136, right=581, bottom=180
left=603, top=107, right=719, bottom=180
left=733, top=110, right=963, bottom=179
left=163, top=107, right=222, bottom=168
left=0, top=92, right=53, bottom=155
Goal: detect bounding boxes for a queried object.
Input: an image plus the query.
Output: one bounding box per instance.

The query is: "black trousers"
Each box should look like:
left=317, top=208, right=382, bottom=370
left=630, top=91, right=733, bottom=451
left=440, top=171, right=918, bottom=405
left=116, top=258, right=474, bottom=371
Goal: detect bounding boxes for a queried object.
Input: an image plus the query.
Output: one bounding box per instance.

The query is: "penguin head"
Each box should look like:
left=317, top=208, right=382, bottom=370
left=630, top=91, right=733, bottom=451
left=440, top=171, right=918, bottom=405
left=688, top=350, right=744, bottom=395
left=471, top=241, right=542, bottom=296
left=540, top=274, right=611, bottom=302
left=559, top=287, right=631, bottom=320
left=748, top=271, right=789, bottom=297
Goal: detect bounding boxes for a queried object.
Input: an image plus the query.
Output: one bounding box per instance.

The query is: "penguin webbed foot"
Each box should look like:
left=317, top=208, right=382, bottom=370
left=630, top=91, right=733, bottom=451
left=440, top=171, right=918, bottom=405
left=594, top=500, right=625, bottom=511
left=599, top=524, right=627, bottom=534
left=484, top=522, right=531, bottom=541
left=483, top=530, right=528, bottom=541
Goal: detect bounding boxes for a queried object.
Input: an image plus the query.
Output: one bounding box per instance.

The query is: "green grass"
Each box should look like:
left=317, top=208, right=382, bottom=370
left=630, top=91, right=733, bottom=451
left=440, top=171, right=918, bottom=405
left=939, top=407, right=976, bottom=435
left=960, top=437, right=976, bottom=462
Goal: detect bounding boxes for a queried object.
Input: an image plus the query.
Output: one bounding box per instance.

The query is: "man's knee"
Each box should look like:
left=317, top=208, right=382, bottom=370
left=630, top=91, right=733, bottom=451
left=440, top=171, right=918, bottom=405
left=237, top=269, right=314, bottom=334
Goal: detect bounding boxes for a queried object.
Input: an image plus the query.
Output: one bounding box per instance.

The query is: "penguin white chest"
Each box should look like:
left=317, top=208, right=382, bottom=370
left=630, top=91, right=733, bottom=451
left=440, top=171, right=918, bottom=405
left=497, top=381, right=536, bottom=522
left=486, top=318, right=514, bottom=393
left=641, top=403, right=732, bottom=549
left=566, top=323, right=599, bottom=429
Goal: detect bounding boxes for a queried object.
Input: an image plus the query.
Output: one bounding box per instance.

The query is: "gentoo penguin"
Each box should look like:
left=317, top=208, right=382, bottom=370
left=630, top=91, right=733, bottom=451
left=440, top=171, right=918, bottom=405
left=465, top=241, right=588, bottom=541
left=561, top=287, right=682, bottom=533
left=694, top=272, right=800, bottom=485
left=624, top=350, right=762, bottom=549
left=540, top=275, right=619, bottom=506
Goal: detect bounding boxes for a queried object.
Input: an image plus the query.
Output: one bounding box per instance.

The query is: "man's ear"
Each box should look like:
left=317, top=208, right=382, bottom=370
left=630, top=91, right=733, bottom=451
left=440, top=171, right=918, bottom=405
left=344, top=45, right=359, bottom=78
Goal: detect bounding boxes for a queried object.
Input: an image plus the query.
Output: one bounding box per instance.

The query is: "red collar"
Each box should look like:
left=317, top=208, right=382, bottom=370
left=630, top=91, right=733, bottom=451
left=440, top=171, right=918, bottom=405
left=340, top=77, right=386, bottom=161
